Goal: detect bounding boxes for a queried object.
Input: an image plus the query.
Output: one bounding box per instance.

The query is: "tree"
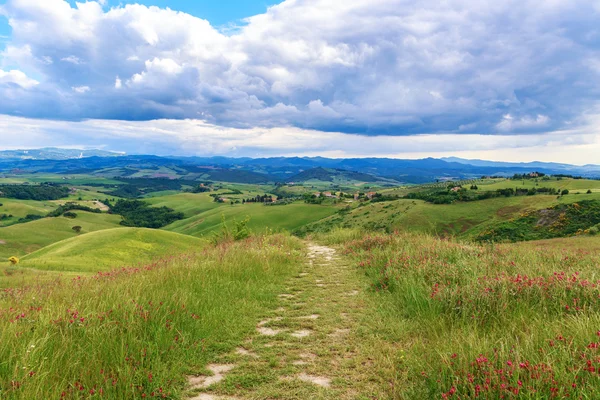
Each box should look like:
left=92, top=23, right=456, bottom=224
left=587, top=189, right=593, bottom=194
left=561, top=189, right=570, bottom=196
left=72, top=226, right=82, bottom=234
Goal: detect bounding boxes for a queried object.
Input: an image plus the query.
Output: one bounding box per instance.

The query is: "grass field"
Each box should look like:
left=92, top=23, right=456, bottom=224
left=477, top=177, right=600, bottom=193
left=18, top=228, right=206, bottom=272
left=165, top=202, right=340, bottom=237
left=0, top=212, right=123, bottom=259
left=0, top=198, right=57, bottom=227
left=300, top=189, right=600, bottom=238
left=0, top=234, right=303, bottom=399
left=319, top=229, right=600, bottom=398
left=145, top=193, right=224, bottom=217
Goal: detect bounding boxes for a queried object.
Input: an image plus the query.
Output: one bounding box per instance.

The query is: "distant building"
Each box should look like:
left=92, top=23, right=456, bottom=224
left=366, top=192, right=377, bottom=199
left=450, top=187, right=462, bottom=192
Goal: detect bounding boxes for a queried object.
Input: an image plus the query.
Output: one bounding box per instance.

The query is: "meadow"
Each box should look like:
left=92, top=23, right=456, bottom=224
left=1, top=173, right=600, bottom=398
left=319, top=229, right=600, bottom=398
left=0, top=234, right=303, bottom=399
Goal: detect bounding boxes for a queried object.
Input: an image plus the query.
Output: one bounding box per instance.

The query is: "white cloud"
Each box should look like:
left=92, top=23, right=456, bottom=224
left=0, top=114, right=599, bottom=165
left=72, top=85, right=90, bottom=93
left=61, top=55, right=81, bottom=65
left=0, top=0, right=597, bottom=137
left=0, top=69, right=38, bottom=88
left=496, top=114, right=551, bottom=132
left=114, top=76, right=122, bottom=89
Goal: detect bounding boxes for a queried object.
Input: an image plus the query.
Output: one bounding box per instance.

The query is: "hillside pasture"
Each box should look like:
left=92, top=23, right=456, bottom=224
left=19, top=228, right=206, bottom=272
left=165, top=202, right=340, bottom=237
left=0, top=212, right=123, bottom=259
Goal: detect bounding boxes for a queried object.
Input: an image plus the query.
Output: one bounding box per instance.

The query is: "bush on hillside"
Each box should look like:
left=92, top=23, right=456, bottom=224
left=0, top=184, right=70, bottom=200
left=8, top=256, right=19, bottom=265
left=109, top=199, right=184, bottom=229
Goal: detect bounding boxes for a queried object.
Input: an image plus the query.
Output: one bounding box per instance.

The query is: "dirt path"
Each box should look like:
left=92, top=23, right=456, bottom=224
left=186, top=242, right=386, bottom=400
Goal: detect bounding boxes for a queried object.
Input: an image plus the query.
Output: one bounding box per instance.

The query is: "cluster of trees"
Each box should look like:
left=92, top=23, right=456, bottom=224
left=109, top=199, right=184, bottom=228
left=477, top=200, right=600, bottom=242
left=105, top=178, right=198, bottom=198
left=0, top=184, right=70, bottom=200
left=243, top=194, right=276, bottom=203
left=511, top=172, right=546, bottom=180
left=17, top=214, right=44, bottom=223
left=47, top=202, right=102, bottom=217
left=189, top=185, right=211, bottom=193
left=303, top=193, right=325, bottom=204
left=370, top=193, right=401, bottom=203
left=0, top=213, right=12, bottom=221
left=406, top=186, right=570, bottom=204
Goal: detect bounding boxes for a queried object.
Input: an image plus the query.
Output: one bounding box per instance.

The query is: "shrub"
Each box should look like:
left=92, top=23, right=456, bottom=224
left=8, top=256, right=19, bottom=265
left=561, top=189, right=570, bottom=195
left=63, top=212, right=78, bottom=219
left=72, top=226, right=82, bottom=234
left=587, top=189, right=593, bottom=194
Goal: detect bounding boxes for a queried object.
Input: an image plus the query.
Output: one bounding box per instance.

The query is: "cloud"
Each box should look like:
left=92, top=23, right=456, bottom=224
left=0, top=68, right=38, bottom=88
left=71, top=85, right=90, bottom=93
left=0, top=0, right=598, bottom=138
left=61, top=55, right=81, bottom=65
left=0, top=114, right=599, bottom=165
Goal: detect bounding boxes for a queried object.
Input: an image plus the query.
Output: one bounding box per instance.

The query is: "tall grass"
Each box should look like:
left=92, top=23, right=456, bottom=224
left=0, top=234, right=303, bottom=399
left=324, top=230, right=600, bottom=398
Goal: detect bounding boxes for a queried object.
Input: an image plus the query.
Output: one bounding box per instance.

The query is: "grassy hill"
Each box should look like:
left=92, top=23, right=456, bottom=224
left=165, top=202, right=340, bottom=237
left=0, top=198, right=57, bottom=227
left=299, top=190, right=600, bottom=238
left=144, top=192, right=224, bottom=217
left=19, top=228, right=206, bottom=272
left=0, top=212, right=123, bottom=259
left=319, top=229, right=600, bottom=398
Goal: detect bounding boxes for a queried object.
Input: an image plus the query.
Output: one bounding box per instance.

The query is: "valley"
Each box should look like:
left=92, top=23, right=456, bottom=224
left=1, top=156, right=600, bottom=399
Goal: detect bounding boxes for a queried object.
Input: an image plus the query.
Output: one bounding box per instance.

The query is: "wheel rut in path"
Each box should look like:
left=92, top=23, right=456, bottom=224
left=186, top=242, right=384, bottom=399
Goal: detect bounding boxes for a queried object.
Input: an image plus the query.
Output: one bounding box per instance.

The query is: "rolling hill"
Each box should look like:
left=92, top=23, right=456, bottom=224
left=0, top=211, right=123, bottom=259
left=19, top=228, right=205, bottom=272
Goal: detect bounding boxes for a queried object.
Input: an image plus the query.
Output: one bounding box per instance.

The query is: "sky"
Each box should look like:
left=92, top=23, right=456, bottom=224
left=0, top=0, right=600, bottom=164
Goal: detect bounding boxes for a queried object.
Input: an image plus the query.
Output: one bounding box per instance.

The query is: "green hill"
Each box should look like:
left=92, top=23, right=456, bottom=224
left=0, top=211, right=123, bottom=259
left=165, top=202, right=339, bottom=237
left=19, top=228, right=205, bottom=272
left=299, top=191, right=600, bottom=238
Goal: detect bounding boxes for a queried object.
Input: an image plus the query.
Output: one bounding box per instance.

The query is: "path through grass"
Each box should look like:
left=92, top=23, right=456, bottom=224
left=186, top=242, right=395, bottom=400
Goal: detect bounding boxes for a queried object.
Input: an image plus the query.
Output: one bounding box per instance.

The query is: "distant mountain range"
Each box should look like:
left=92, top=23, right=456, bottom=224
left=0, top=149, right=598, bottom=184
left=0, top=148, right=123, bottom=161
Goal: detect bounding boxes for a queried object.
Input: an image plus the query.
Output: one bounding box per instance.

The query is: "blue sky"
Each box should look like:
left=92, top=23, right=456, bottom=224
left=0, top=0, right=282, bottom=49
left=71, top=0, right=282, bottom=26
left=0, top=0, right=600, bottom=163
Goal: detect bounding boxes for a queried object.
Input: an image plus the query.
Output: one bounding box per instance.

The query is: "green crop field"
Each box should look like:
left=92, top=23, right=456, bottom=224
left=18, top=228, right=206, bottom=272
left=165, top=202, right=340, bottom=237
left=0, top=212, right=123, bottom=259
